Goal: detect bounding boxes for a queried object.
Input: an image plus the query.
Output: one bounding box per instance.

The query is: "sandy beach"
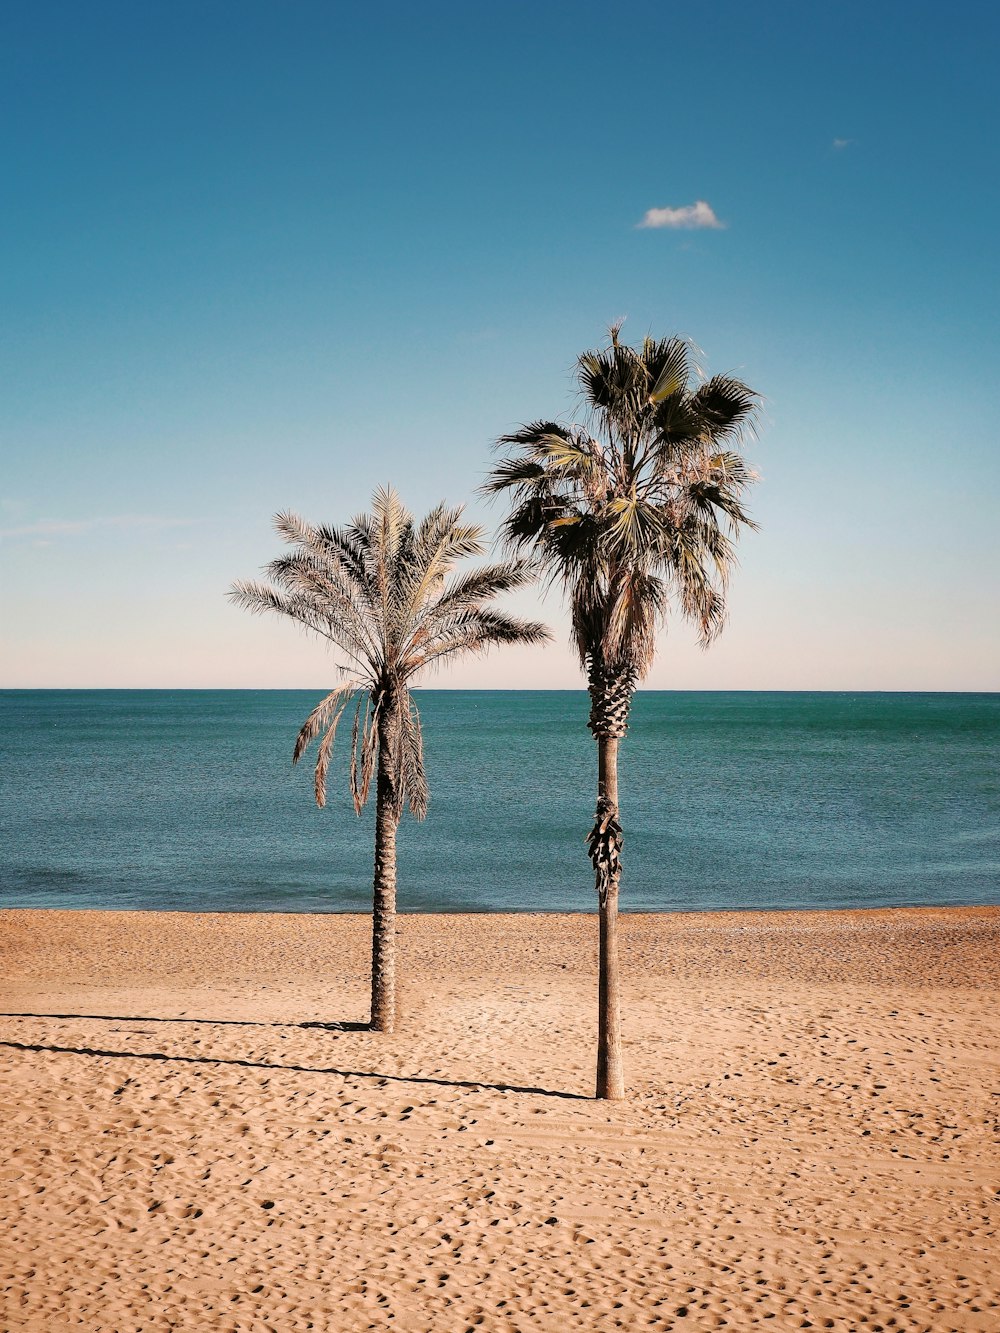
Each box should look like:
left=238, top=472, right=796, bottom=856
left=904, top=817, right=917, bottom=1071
left=1, top=906, right=997, bottom=1331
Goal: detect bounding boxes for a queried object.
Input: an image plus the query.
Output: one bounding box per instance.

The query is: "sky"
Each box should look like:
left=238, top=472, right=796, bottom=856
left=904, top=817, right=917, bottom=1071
left=1, top=0, right=998, bottom=690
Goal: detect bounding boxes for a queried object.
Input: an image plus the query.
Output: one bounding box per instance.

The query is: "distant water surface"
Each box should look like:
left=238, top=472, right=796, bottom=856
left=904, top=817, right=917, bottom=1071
left=1, top=691, right=997, bottom=914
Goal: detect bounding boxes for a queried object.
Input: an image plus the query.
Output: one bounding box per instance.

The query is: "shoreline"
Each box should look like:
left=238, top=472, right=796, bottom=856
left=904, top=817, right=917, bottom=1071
left=3, top=905, right=998, bottom=1329
left=5, top=898, right=1000, bottom=917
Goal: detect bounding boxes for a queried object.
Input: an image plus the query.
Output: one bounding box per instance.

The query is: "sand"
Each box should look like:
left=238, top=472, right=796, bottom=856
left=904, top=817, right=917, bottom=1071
left=1, top=906, right=998, bottom=1332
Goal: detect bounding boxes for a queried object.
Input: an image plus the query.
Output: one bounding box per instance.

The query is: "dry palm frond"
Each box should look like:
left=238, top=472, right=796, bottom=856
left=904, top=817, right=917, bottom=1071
left=229, top=487, right=550, bottom=820
left=398, top=697, right=428, bottom=819
left=350, top=689, right=381, bottom=815
left=586, top=797, right=624, bottom=907
left=292, top=682, right=359, bottom=807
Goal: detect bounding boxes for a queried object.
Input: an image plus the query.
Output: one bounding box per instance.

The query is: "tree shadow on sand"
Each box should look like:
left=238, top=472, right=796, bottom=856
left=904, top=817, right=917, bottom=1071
left=0, top=1010, right=369, bottom=1032
left=0, top=1015, right=588, bottom=1100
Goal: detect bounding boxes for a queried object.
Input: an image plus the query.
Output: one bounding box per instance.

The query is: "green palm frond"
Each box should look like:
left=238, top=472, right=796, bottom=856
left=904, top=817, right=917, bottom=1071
left=648, top=337, right=691, bottom=403
left=649, top=395, right=701, bottom=452
left=603, top=496, right=665, bottom=560
left=686, top=477, right=758, bottom=532
left=499, top=496, right=563, bottom=551
left=690, top=375, right=758, bottom=438
left=480, top=457, right=548, bottom=494
left=485, top=325, right=759, bottom=683
left=497, top=420, right=575, bottom=451
left=535, top=431, right=594, bottom=472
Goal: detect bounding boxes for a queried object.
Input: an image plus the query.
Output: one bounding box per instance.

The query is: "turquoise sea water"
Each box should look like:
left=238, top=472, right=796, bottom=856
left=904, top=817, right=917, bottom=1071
left=1, top=690, right=998, bottom=914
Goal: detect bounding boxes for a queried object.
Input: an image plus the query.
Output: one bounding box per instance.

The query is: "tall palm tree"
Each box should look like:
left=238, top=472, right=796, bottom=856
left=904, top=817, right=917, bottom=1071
left=484, top=326, right=758, bottom=1098
left=230, top=486, right=548, bottom=1032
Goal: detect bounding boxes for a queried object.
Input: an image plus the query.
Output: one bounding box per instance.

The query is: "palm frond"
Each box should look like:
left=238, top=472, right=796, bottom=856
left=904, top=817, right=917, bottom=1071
left=685, top=477, right=759, bottom=533
left=228, top=579, right=336, bottom=638
left=398, top=693, right=428, bottom=819
left=369, top=486, right=410, bottom=620
left=535, top=430, right=596, bottom=474
left=227, top=579, right=289, bottom=617
left=277, top=512, right=380, bottom=608
left=272, top=509, right=324, bottom=554
left=498, top=496, right=562, bottom=552
left=348, top=691, right=365, bottom=813
left=292, top=682, right=359, bottom=766
left=649, top=396, right=701, bottom=452
left=648, top=337, right=691, bottom=403
left=690, top=375, right=758, bottom=439
left=603, top=496, right=666, bottom=561
left=603, top=571, right=667, bottom=676
left=349, top=690, right=382, bottom=815
left=479, top=457, right=548, bottom=495
left=313, top=714, right=342, bottom=807
left=264, top=553, right=380, bottom=663
left=272, top=512, right=371, bottom=608
left=420, top=559, right=536, bottom=623
left=708, top=450, right=758, bottom=487
left=670, top=525, right=728, bottom=644
left=410, top=610, right=550, bottom=672
left=399, top=504, right=485, bottom=628
left=228, top=578, right=373, bottom=674
left=496, top=420, right=575, bottom=451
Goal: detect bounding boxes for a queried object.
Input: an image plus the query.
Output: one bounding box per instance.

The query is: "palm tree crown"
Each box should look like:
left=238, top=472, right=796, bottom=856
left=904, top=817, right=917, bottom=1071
left=485, top=324, right=758, bottom=734
left=230, top=486, right=548, bottom=814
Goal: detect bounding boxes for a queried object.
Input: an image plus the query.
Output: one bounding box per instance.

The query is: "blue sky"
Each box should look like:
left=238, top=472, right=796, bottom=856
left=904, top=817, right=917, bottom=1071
left=2, top=0, right=997, bottom=689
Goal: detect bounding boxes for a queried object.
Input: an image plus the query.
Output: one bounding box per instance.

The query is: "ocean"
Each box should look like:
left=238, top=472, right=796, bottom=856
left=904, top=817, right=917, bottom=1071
left=1, top=690, right=997, bottom=915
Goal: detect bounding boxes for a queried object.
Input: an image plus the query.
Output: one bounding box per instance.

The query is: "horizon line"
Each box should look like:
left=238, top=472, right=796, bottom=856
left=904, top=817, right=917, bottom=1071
left=2, top=686, right=998, bottom=696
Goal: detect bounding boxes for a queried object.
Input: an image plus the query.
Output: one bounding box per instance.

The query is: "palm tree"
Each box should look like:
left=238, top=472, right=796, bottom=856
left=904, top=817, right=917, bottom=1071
left=484, top=326, right=758, bottom=1098
left=230, top=486, right=548, bottom=1032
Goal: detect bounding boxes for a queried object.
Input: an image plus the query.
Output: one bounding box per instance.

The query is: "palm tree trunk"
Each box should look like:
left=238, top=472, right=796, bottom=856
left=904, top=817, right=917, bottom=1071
left=595, top=734, right=625, bottom=1100
left=370, top=719, right=399, bottom=1033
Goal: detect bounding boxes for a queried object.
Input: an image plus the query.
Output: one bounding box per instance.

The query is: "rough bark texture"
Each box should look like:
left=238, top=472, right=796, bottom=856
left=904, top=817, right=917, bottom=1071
left=370, top=704, right=399, bottom=1033
left=592, top=729, right=626, bottom=1101
left=587, top=660, right=636, bottom=739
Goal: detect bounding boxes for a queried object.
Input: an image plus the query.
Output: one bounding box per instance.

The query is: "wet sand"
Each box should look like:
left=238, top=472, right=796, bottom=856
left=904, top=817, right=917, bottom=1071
left=1, top=906, right=998, bottom=1330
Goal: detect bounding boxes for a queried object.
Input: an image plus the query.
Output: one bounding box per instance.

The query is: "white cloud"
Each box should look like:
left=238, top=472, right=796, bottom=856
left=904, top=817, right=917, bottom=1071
left=637, top=200, right=724, bottom=230
left=832, top=138, right=852, bottom=150
left=0, top=515, right=194, bottom=541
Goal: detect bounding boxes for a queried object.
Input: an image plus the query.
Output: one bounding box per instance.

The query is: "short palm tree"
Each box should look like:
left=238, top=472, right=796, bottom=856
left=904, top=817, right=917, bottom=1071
left=485, top=326, right=758, bottom=1098
left=230, top=486, right=548, bottom=1032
